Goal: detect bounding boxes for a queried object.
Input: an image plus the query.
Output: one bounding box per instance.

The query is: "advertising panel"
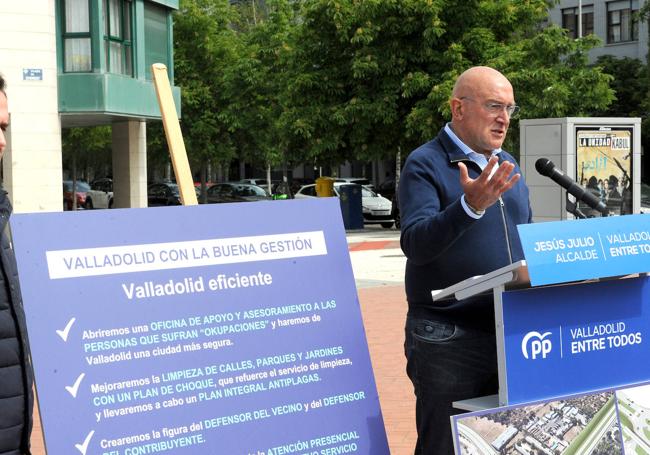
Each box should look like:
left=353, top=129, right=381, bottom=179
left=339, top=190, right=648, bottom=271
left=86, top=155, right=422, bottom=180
left=576, top=127, right=633, bottom=216
left=11, top=198, right=389, bottom=455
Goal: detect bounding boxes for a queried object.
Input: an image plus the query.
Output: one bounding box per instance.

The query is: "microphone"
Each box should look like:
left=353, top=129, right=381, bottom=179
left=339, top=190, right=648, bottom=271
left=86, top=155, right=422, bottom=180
left=535, top=158, right=608, bottom=215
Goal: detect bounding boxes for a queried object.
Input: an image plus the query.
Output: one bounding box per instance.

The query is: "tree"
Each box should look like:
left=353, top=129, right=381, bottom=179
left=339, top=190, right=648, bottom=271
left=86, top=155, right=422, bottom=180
left=282, top=0, right=614, bottom=166
left=172, top=0, right=242, bottom=192
left=593, top=55, right=650, bottom=174
left=220, top=0, right=300, bottom=185
left=62, top=126, right=112, bottom=182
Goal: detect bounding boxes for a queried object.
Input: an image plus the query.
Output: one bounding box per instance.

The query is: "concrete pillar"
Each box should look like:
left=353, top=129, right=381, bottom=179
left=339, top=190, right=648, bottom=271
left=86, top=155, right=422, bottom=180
left=0, top=1, right=62, bottom=213
left=112, top=120, right=147, bottom=208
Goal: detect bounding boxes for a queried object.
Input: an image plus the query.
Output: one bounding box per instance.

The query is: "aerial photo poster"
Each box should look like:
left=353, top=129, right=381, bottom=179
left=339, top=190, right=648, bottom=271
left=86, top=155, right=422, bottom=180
left=576, top=127, right=633, bottom=216
left=11, top=198, right=389, bottom=455
left=452, top=382, right=650, bottom=455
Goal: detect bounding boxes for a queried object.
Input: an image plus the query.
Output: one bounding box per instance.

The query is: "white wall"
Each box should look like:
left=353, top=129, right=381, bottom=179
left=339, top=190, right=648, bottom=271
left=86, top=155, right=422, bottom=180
left=0, top=0, right=63, bottom=212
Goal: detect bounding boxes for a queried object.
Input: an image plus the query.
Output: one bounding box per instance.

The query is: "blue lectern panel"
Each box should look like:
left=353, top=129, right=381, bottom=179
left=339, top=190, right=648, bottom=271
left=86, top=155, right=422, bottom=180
left=502, top=276, right=650, bottom=404
left=518, top=214, right=650, bottom=286
left=11, top=199, right=389, bottom=455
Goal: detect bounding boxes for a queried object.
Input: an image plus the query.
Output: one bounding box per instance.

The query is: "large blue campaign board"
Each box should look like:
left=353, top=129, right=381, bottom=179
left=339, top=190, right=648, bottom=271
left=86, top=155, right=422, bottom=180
left=11, top=198, right=389, bottom=455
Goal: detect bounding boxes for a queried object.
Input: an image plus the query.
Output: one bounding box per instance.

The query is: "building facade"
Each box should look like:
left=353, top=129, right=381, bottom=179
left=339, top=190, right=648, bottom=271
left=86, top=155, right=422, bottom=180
left=547, top=0, right=648, bottom=62
left=0, top=0, right=180, bottom=212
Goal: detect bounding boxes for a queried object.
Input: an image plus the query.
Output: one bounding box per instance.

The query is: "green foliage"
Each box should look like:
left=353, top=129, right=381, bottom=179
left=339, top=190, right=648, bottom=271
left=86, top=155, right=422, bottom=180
left=281, top=0, right=613, bottom=164
left=171, top=0, right=301, bottom=178
left=62, top=126, right=112, bottom=180
left=593, top=55, right=650, bottom=160
left=171, top=0, right=615, bottom=171
left=172, top=0, right=241, bottom=175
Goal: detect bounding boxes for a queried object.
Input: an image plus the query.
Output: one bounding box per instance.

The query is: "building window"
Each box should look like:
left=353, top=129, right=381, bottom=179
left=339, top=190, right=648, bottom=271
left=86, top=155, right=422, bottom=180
left=561, top=5, right=594, bottom=38
left=607, top=1, right=638, bottom=43
left=62, top=0, right=92, bottom=72
left=144, top=3, right=170, bottom=80
left=104, top=0, right=133, bottom=76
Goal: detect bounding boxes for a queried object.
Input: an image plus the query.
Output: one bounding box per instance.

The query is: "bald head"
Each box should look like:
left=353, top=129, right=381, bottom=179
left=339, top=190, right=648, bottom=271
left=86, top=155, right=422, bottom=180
left=449, top=66, right=515, bottom=156
left=452, top=66, right=512, bottom=100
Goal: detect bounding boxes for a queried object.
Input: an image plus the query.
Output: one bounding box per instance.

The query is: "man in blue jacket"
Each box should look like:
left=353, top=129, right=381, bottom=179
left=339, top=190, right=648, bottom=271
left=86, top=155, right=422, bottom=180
left=0, top=74, right=33, bottom=455
left=399, top=66, right=532, bottom=454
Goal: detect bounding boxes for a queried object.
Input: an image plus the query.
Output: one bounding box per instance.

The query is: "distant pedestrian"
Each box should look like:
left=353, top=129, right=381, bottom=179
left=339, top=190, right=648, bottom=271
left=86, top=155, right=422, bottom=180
left=0, top=73, right=34, bottom=455
left=606, top=175, right=622, bottom=215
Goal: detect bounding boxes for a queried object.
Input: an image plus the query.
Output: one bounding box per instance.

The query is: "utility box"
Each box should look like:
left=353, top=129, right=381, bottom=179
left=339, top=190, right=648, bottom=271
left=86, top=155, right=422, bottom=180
left=520, top=117, right=641, bottom=222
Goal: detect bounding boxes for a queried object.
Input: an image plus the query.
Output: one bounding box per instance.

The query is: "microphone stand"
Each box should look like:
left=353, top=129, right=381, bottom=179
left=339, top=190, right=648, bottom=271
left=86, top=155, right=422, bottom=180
left=566, top=194, right=587, bottom=219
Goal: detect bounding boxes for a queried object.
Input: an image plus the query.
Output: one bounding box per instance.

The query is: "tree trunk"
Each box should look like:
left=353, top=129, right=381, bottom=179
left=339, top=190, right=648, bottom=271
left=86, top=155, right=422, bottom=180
left=165, top=161, right=171, bottom=182
left=72, top=153, right=78, bottom=210
left=395, top=148, right=401, bottom=191
left=200, top=160, right=208, bottom=203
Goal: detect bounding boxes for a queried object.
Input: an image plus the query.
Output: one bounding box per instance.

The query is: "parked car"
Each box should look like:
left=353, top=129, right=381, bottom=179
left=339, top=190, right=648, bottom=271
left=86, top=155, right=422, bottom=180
left=239, top=178, right=269, bottom=187
left=238, top=178, right=291, bottom=197
left=290, top=178, right=315, bottom=195
left=85, top=178, right=113, bottom=209
left=147, top=182, right=182, bottom=207
left=376, top=177, right=396, bottom=200
left=205, top=182, right=273, bottom=204
left=334, top=177, right=374, bottom=190
left=63, top=180, right=90, bottom=211
left=294, top=182, right=394, bottom=228
left=334, top=177, right=370, bottom=185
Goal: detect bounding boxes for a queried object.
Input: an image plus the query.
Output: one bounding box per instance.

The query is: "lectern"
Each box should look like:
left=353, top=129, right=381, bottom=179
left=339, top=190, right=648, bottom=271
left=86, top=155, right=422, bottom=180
left=432, top=260, right=528, bottom=411
left=433, top=213, right=650, bottom=411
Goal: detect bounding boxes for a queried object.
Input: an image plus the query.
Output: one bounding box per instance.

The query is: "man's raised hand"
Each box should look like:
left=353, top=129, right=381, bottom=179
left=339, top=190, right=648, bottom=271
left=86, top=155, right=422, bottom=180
left=458, top=156, right=521, bottom=212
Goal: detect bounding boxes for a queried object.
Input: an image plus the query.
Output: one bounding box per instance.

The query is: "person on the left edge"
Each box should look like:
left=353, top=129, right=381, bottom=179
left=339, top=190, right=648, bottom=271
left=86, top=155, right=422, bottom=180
left=0, top=73, right=34, bottom=455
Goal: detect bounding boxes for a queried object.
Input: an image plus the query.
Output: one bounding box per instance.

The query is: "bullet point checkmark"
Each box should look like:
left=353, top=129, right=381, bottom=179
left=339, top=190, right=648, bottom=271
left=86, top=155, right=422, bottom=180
left=65, top=373, right=85, bottom=398
left=56, top=317, right=76, bottom=342
left=75, top=430, right=94, bottom=455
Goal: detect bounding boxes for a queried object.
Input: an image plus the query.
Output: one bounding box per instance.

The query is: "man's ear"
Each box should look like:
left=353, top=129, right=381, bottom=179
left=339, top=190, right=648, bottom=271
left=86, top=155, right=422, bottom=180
left=450, top=98, right=463, bottom=120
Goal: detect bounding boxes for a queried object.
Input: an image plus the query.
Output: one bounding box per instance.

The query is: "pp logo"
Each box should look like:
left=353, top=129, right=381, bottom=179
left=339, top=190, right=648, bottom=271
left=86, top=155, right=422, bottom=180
left=521, top=331, right=553, bottom=360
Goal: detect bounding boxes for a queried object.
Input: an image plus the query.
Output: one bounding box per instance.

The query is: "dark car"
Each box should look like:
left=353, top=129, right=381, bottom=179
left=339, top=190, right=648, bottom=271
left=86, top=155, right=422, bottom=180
left=63, top=180, right=91, bottom=210
left=642, top=183, right=650, bottom=211
left=376, top=178, right=396, bottom=201
left=205, top=182, right=272, bottom=204
left=147, top=182, right=182, bottom=207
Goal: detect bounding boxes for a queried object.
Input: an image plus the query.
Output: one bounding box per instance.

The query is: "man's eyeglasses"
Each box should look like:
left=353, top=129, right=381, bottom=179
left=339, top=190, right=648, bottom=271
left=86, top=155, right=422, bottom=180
left=460, top=97, right=520, bottom=118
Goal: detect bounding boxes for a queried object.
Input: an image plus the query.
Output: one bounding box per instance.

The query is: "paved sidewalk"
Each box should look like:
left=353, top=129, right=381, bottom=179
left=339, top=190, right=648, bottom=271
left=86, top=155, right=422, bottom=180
left=358, top=285, right=415, bottom=454
left=347, top=228, right=416, bottom=454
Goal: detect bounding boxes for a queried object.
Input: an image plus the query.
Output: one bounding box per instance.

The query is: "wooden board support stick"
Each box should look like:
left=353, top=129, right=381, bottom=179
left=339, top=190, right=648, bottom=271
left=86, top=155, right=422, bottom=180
left=151, top=63, right=198, bottom=206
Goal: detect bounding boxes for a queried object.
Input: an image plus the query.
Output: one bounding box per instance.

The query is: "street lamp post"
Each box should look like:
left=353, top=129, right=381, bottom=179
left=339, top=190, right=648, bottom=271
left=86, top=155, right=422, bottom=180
left=578, top=0, right=583, bottom=38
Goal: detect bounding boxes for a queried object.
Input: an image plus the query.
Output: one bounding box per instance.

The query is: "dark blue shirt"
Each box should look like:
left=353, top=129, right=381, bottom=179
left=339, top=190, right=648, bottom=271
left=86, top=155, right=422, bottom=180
left=399, top=128, right=533, bottom=328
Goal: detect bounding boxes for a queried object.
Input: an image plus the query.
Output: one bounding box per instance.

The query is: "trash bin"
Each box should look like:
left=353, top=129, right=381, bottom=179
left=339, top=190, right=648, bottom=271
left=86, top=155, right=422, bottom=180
left=315, top=177, right=335, bottom=197
left=338, top=184, right=364, bottom=230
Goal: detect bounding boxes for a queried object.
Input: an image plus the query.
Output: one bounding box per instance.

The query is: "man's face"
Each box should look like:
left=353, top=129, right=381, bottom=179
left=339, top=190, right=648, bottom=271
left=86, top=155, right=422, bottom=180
left=453, top=75, right=514, bottom=155
left=0, top=92, right=8, bottom=158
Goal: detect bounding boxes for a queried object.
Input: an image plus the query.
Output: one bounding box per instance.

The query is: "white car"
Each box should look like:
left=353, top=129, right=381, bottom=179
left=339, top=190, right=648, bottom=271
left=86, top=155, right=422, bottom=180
left=85, top=178, right=114, bottom=209
left=294, top=182, right=394, bottom=228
